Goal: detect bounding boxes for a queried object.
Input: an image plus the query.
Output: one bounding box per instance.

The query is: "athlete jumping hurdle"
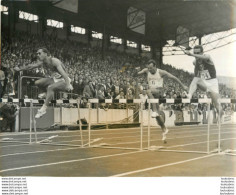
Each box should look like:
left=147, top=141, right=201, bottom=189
left=184, top=45, right=223, bottom=120
left=14, top=48, right=73, bottom=118
left=136, top=59, right=188, bottom=142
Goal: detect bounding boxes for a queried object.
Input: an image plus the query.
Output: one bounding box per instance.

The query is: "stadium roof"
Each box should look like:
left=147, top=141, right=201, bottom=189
left=3, top=0, right=236, bottom=47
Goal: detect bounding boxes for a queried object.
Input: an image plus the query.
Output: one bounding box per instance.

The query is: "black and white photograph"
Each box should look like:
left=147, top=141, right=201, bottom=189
left=0, top=0, right=236, bottom=194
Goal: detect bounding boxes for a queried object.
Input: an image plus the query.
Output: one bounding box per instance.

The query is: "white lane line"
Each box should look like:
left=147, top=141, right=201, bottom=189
left=0, top=147, right=81, bottom=158
left=110, top=153, right=218, bottom=177
left=165, top=137, right=236, bottom=149
left=0, top=150, right=143, bottom=173
left=0, top=144, right=30, bottom=148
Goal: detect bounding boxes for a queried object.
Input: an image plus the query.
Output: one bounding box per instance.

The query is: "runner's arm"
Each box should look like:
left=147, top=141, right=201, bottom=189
left=185, top=51, right=210, bottom=60
left=137, top=68, right=148, bottom=75
left=14, top=61, right=43, bottom=71
left=160, top=70, right=188, bottom=91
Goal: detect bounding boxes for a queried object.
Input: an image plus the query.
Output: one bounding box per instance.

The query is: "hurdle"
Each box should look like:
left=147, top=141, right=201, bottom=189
left=146, top=98, right=236, bottom=154
left=0, top=98, right=85, bottom=147
left=218, top=98, right=236, bottom=155
left=87, top=99, right=145, bottom=150
left=0, top=98, right=235, bottom=153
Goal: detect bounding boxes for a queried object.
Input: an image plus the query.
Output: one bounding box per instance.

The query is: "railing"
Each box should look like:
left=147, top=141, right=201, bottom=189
left=19, top=76, right=43, bottom=99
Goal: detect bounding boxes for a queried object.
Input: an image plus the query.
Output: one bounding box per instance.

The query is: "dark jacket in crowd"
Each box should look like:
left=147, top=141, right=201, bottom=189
left=0, top=103, right=17, bottom=132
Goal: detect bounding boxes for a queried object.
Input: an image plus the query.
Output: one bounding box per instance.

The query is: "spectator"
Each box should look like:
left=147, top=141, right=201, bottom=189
left=1, top=25, right=235, bottom=114
left=96, top=85, right=106, bottom=99
left=0, top=101, right=19, bottom=132
left=83, top=80, right=95, bottom=98
left=0, top=68, right=5, bottom=98
left=73, top=74, right=85, bottom=96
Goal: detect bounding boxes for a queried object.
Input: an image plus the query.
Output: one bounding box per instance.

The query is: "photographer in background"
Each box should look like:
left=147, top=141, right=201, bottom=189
left=0, top=97, right=20, bottom=132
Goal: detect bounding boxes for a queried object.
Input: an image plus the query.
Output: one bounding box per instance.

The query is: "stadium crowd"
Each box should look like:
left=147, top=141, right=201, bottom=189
left=1, top=28, right=236, bottom=104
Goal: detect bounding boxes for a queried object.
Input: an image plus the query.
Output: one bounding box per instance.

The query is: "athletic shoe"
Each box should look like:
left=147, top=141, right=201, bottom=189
left=38, top=92, right=46, bottom=99
left=163, top=128, right=169, bottom=135
left=162, top=133, right=166, bottom=141
left=151, top=112, right=158, bottom=118
left=35, top=109, right=46, bottom=119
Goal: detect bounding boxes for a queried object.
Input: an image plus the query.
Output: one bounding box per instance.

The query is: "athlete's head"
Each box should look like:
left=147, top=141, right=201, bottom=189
left=147, top=59, right=157, bottom=74
left=193, top=45, right=203, bottom=54
left=37, top=48, right=50, bottom=61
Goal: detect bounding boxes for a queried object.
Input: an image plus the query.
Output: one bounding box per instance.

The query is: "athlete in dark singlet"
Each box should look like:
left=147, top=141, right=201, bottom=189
left=15, top=48, right=73, bottom=118
left=185, top=45, right=222, bottom=118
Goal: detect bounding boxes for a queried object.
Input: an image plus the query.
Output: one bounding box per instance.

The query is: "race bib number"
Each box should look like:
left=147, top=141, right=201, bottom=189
left=52, top=72, right=62, bottom=79
left=199, top=70, right=211, bottom=80
left=149, top=79, right=161, bottom=88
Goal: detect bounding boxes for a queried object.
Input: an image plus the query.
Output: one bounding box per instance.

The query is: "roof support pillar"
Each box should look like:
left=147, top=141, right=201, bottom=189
left=198, top=35, right=202, bottom=45
left=38, top=16, right=46, bottom=38
left=151, top=45, right=156, bottom=59
left=102, top=24, right=109, bottom=59
left=64, top=22, right=70, bottom=40
left=138, top=42, right=142, bottom=56
left=8, top=2, right=17, bottom=43
left=123, top=38, right=127, bottom=51
left=86, top=28, right=92, bottom=46
left=159, top=43, right=163, bottom=68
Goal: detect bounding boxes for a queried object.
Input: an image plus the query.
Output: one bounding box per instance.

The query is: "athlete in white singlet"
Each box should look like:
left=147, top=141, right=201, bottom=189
left=137, top=59, right=188, bottom=142
left=15, top=48, right=73, bottom=118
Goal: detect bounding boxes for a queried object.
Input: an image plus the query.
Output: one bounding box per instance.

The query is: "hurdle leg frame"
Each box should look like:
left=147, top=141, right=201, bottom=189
left=77, top=99, right=84, bottom=147
left=218, top=100, right=221, bottom=153
left=86, top=99, right=144, bottom=150
left=28, top=99, right=84, bottom=147
left=32, top=106, right=38, bottom=143
left=29, top=100, right=38, bottom=144
left=147, top=102, right=151, bottom=149
left=147, top=98, right=213, bottom=154
left=29, top=100, right=33, bottom=144
left=207, top=102, right=211, bottom=154
left=140, top=103, right=143, bottom=151
left=88, top=102, right=91, bottom=147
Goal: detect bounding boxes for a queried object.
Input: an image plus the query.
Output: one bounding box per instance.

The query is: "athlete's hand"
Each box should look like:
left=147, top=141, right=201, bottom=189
left=183, top=85, right=189, bottom=92
left=133, top=67, right=140, bottom=77
left=184, top=50, right=192, bottom=56
left=66, top=84, right=73, bottom=91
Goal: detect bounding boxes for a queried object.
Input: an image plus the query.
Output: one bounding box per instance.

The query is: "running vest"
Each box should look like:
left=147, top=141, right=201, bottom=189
left=194, top=56, right=216, bottom=80
left=44, top=57, right=66, bottom=79
left=147, top=69, right=163, bottom=89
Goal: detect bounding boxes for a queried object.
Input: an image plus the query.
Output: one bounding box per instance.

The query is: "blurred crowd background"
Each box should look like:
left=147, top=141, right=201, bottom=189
left=1, top=27, right=236, bottom=113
